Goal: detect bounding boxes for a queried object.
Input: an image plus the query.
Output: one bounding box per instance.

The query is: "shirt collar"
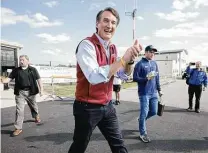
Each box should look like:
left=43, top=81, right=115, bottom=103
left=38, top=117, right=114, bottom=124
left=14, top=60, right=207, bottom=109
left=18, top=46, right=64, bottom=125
left=94, top=33, right=110, bottom=49
left=142, top=57, right=151, bottom=61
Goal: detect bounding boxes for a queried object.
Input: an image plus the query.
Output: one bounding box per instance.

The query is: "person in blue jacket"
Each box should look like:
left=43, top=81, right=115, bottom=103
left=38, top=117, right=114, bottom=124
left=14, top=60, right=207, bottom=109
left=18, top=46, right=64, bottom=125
left=133, top=45, right=162, bottom=143
left=186, top=61, right=207, bottom=113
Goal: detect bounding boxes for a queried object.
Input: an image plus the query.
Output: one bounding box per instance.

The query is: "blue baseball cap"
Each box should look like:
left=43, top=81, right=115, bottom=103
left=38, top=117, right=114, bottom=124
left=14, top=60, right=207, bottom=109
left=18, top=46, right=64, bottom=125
left=145, top=45, right=158, bottom=52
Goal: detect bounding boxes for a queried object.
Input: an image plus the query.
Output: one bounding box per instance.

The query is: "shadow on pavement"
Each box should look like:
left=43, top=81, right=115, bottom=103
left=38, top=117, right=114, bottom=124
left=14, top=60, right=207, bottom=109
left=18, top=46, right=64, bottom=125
left=1, top=130, right=13, bottom=135
left=24, top=132, right=104, bottom=145
left=1, top=130, right=15, bottom=137
left=121, top=107, right=208, bottom=116
left=126, top=139, right=208, bottom=152
left=164, top=108, right=188, bottom=113
left=23, top=129, right=208, bottom=152
left=1, top=119, right=35, bottom=128
left=120, top=109, right=139, bottom=115
left=23, top=130, right=138, bottom=145
left=164, top=108, right=208, bottom=116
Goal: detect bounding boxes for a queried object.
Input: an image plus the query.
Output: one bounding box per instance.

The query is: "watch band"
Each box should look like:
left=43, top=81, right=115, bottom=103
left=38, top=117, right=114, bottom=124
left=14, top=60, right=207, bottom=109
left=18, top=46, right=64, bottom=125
left=128, top=60, right=134, bottom=65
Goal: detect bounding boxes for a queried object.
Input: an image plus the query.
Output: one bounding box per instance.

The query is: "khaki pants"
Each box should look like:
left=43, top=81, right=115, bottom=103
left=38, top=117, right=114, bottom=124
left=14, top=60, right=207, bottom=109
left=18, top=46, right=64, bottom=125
left=14, top=90, right=39, bottom=129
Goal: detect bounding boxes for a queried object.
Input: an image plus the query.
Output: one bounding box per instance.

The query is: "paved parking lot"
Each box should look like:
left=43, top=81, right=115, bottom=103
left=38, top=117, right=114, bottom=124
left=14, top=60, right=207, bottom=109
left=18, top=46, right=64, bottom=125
left=1, top=80, right=208, bottom=153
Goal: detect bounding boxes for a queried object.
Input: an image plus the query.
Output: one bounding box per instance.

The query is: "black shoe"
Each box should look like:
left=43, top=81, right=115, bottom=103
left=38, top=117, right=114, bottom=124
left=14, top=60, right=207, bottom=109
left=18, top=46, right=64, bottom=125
left=186, top=107, right=193, bottom=111
left=114, top=101, right=119, bottom=105
left=195, top=109, right=200, bottom=113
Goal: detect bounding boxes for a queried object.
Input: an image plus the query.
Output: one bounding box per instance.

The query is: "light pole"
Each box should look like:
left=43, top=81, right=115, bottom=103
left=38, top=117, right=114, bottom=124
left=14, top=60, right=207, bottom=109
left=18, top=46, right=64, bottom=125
left=125, top=0, right=138, bottom=42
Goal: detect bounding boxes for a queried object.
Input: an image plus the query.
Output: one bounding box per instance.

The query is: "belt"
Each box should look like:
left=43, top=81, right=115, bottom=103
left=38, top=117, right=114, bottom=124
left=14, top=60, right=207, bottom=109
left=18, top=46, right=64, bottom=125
left=20, top=87, right=31, bottom=91
left=74, top=100, right=112, bottom=107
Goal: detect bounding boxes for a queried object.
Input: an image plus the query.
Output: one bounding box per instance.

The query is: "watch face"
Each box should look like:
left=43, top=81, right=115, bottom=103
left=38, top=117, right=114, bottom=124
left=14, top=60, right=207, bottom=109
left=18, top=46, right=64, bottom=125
left=128, top=61, right=134, bottom=65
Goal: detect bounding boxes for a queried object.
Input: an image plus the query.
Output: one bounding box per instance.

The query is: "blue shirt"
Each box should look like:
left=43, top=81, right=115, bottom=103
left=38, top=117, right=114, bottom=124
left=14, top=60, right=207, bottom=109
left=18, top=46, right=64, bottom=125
left=133, top=57, right=161, bottom=96
left=76, top=33, right=128, bottom=85
left=186, top=66, right=207, bottom=87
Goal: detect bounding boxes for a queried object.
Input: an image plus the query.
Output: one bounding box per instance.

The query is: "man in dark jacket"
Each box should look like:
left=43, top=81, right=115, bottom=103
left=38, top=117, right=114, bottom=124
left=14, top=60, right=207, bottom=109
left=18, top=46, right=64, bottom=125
left=1, top=55, right=43, bottom=136
left=186, top=61, right=207, bottom=113
left=133, top=45, right=162, bottom=143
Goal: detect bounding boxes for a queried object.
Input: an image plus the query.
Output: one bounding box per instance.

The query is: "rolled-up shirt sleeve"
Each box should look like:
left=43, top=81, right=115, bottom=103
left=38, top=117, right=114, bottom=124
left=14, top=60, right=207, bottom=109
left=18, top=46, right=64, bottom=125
left=76, top=40, right=110, bottom=85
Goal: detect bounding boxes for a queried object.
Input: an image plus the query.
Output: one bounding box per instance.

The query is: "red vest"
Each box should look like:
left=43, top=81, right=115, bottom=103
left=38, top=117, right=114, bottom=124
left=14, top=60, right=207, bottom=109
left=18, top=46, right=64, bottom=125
left=75, top=34, right=117, bottom=105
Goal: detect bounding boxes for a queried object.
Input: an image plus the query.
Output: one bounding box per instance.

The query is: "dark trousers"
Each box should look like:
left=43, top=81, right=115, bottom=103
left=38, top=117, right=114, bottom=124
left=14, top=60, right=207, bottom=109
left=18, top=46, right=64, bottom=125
left=68, top=100, right=128, bottom=153
left=188, top=85, right=202, bottom=110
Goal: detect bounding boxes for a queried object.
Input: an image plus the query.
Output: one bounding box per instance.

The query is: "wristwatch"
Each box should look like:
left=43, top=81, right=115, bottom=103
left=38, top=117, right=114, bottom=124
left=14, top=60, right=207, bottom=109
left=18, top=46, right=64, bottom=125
left=128, top=60, right=134, bottom=65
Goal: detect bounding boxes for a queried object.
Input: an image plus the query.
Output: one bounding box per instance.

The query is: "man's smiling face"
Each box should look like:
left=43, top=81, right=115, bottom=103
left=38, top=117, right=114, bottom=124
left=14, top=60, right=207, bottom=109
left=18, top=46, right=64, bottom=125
left=96, top=11, right=117, bottom=41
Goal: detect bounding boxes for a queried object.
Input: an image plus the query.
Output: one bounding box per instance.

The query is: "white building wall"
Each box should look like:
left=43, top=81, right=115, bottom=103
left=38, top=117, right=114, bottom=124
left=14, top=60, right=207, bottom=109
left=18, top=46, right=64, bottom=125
left=155, top=52, right=188, bottom=76
left=133, top=50, right=188, bottom=77
left=154, top=53, right=178, bottom=61
left=157, top=61, right=174, bottom=77
left=172, top=60, right=178, bottom=76
left=180, top=51, right=188, bottom=72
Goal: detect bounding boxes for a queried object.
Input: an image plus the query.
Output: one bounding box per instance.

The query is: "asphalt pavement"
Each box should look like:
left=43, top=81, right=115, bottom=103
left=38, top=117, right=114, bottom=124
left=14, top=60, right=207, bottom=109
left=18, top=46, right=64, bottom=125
left=1, top=80, right=208, bottom=153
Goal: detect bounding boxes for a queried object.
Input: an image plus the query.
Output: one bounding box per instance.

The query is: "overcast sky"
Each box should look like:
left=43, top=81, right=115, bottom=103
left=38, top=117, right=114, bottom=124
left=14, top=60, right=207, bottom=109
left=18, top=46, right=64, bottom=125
left=1, top=0, right=208, bottom=65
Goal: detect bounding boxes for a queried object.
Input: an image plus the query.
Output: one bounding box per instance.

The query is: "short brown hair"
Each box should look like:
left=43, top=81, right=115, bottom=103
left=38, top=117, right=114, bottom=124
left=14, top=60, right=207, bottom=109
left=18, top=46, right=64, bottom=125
left=19, top=55, right=29, bottom=61
left=96, top=7, right=120, bottom=32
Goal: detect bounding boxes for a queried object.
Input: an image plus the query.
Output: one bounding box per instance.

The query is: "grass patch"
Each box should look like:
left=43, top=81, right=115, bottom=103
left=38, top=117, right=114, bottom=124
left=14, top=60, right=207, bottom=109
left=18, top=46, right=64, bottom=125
left=43, top=83, right=76, bottom=97
left=122, top=81, right=137, bottom=89
left=43, top=81, right=137, bottom=97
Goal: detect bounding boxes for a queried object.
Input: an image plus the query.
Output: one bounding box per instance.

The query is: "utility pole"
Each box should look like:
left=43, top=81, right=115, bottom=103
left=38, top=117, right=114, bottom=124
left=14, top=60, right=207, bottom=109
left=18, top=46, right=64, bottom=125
left=125, top=0, right=137, bottom=42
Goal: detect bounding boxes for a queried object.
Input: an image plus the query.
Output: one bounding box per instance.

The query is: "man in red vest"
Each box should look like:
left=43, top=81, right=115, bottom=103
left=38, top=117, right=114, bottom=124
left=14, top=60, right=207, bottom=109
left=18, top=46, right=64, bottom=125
left=68, top=7, right=142, bottom=153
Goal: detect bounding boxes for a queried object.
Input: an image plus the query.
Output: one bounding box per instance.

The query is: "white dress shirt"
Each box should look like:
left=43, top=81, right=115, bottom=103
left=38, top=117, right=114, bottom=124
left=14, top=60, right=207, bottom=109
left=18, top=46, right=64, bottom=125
left=76, top=33, right=127, bottom=85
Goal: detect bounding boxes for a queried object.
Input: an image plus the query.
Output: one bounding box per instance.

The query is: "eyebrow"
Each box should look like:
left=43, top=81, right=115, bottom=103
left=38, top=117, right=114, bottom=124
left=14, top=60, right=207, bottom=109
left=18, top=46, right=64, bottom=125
left=103, top=17, right=116, bottom=22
